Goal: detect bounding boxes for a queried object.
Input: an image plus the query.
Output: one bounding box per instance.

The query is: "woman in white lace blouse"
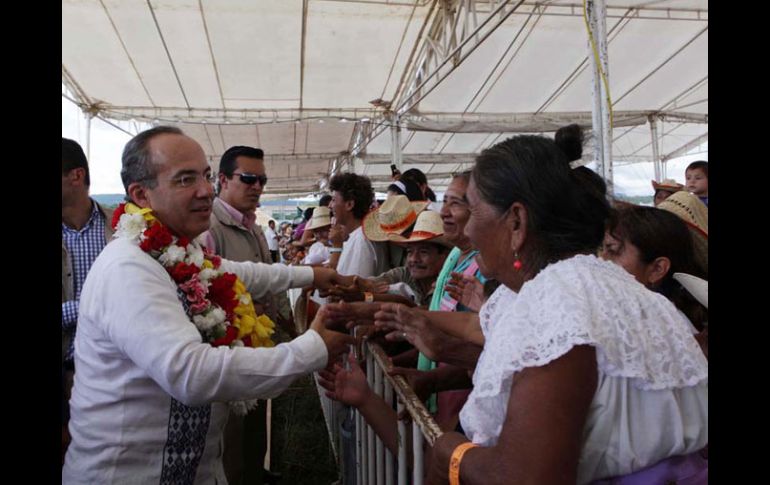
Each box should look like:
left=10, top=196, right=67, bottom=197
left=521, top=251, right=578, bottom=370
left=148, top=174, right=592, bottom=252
left=426, top=134, right=708, bottom=485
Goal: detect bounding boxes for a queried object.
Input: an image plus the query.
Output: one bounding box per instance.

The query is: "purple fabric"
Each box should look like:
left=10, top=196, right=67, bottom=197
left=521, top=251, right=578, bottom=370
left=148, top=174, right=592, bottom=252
left=589, top=450, right=707, bottom=485
left=293, top=221, right=307, bottom=240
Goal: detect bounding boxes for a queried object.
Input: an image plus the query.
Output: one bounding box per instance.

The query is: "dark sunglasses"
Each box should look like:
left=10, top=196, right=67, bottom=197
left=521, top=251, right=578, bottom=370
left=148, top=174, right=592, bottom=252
left=233, top=172, right=267, bottom=186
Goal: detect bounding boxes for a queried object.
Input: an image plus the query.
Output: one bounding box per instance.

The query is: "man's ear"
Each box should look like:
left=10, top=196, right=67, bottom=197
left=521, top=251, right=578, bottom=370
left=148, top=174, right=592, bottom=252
left=127, top=183, right=152, bottom=209
left=218, top=172, right=229, bottom=191
left=66, top=167, right=87, bottom=186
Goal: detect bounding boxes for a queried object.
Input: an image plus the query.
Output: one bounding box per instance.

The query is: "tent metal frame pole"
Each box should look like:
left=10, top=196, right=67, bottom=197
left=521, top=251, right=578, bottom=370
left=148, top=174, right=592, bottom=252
left=650, top=114, right=661, bottom=182
left=587, top=0, right=613, bottom=194
left=85, top=113, right=93, bottom=162
left=391, top=114, right=403, bottom=170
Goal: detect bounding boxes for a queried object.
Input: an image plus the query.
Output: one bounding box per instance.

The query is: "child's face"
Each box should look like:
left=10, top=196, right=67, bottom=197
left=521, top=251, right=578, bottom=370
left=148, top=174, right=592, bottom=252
left=686, top=168, right=708, bottom=196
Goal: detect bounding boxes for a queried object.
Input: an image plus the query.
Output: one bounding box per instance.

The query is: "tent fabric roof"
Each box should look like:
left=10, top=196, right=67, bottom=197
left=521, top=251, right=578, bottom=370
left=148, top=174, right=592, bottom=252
left=63, top=0, right=707, bottom=197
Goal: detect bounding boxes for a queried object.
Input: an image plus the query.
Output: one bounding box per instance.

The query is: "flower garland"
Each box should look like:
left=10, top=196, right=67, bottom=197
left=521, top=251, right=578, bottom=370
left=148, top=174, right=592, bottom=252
left=112, top=202, right=276, bottom=414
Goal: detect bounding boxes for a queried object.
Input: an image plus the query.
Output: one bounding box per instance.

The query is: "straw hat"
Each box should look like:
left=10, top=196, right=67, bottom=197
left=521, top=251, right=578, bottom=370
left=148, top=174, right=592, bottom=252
left=387, top=210, right=453, bottom=248
left=672, top=272, right=708, bottom=309
left=305, top=206, right=332, bottom=231
left=658, top=191, right=708, bottom=274
left=651, top=178, right=684, bottom=193
left=362, top=194, right=429, bottom=241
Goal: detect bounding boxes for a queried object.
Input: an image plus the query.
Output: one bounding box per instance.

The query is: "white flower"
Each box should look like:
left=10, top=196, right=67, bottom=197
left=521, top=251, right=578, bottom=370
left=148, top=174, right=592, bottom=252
left=193, top=313, right=218, bottom=331
left=199, top=268, right=219, bottom=282
left=158, top=244, right=186, bottom=267
left=209, top=307, right=226, bottom=325
left=186, top=244, right=205, bottom=267
left=115, top=213, right=146, bottom=241
left=231, top=340, right=245, bottom=348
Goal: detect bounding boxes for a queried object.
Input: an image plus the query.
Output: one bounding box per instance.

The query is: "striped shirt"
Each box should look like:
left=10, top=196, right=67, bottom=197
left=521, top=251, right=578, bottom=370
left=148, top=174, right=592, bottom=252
left=62, top=200, right=109, bottom=362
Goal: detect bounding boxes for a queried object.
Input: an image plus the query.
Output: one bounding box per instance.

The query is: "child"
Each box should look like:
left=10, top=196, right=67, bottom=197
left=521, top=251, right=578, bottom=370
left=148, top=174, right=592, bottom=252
left=685, top=160, right=708, bottom=206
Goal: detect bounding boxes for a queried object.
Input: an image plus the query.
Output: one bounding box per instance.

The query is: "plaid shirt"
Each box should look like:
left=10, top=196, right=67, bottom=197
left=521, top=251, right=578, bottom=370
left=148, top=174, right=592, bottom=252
left=62, top=201, right=108, bottom=362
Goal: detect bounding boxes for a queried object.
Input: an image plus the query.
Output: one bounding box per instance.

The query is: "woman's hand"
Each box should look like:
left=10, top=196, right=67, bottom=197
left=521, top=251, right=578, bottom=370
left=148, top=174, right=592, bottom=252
left=375, top=303, right=446, bottom=361
left=317, top=352, right=372, bottom=408
left=445, top=272, right=485, bottom=312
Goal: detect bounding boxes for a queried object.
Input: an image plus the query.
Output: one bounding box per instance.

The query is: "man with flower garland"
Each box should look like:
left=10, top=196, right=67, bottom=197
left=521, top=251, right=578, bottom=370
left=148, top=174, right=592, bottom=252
left=200, top=145, right=287, bottom=485
left=63, top=126, right=356, bottom=485
left=61, top=138, right=114, bottom=461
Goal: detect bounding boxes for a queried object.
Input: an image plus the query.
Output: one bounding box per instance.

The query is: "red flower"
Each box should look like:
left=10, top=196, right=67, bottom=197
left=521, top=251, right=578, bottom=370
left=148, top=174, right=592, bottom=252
left=201, top=247, right=222, bottom=269
left=177, top=236, right=190, bottom=248
left=140, top=223, right=174, bottom=252
left=209, top=273, right=238, bottom=314
left=211, top=325, right=239, bottom=347
left=170, top=262, right=199, bottom=283
left=241, top=335, right=253, bottom=348
left=111, top=203, right=126, bottom=230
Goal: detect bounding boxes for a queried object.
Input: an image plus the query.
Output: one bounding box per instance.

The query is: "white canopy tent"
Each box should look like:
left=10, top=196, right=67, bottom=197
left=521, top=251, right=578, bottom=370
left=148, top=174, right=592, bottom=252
left=63, top=0, right=707, bottom=198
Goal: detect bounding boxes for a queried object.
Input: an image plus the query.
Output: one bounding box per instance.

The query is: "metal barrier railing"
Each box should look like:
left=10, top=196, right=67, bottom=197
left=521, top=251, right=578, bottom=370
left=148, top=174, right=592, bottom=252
left=356, top=340, right=443, bottom=485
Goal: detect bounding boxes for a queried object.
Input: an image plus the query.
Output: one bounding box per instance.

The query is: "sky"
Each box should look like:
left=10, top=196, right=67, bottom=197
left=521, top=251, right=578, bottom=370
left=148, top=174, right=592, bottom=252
left=62, top=96, right=707, bottom=198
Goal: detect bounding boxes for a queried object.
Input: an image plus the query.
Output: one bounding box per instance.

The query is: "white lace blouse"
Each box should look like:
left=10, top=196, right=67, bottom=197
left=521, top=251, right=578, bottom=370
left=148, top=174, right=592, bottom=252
left=460, top=254, right=708, bottom=484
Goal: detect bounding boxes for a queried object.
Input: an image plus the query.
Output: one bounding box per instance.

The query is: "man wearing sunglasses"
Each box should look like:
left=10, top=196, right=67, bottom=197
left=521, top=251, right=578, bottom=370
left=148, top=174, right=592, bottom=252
left=201, top=145, right=288, bottom=485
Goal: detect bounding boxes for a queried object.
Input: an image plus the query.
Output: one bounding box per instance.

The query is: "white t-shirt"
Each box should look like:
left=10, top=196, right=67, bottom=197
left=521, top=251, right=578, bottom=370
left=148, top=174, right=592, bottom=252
left=303, top=241, right=330, bottom=266
left=63, top=237, right=325, bottom=485
left=265, top=227, right=279, bottom=251
left=460, top=254, right=708, bottom=484
left=336, top=226, right=389, bottom=278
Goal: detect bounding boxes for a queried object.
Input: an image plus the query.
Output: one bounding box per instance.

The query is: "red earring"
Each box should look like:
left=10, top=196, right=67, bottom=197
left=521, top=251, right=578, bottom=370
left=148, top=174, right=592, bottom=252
left=513, top=252, right=523, bottom=271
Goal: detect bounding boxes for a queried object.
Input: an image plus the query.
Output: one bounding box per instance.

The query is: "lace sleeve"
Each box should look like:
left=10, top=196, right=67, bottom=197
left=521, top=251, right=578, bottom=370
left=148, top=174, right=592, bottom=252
left=472, top=255, right=707, bottom=399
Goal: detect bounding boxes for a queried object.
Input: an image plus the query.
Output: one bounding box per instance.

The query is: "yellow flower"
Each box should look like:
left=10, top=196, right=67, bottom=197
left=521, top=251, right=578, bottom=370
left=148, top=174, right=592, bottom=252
left=124, top=202, right=157, bottom=223
left=202, top=259, right=214, bottom=270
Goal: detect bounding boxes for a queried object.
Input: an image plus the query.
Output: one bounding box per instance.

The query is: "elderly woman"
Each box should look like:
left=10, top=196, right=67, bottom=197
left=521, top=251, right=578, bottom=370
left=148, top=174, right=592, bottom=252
left=421, top=135, right=707, bottom=484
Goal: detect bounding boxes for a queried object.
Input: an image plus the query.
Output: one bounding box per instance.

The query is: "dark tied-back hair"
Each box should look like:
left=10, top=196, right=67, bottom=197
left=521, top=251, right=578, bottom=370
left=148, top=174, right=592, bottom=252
left=472, top=134, right=610, bottom=274
left=388, top=178, right=426, bottom=201
left=554, top=123, right=584, bottom=162
left=329, top=173, right=375, bottom=220
left=606, top=205, right=708, bottom=328
left=62, top=138, right=91, bottom=186
left=401, top=168, right=437, bottom=202
left=219, top=146, right=264, bottom=177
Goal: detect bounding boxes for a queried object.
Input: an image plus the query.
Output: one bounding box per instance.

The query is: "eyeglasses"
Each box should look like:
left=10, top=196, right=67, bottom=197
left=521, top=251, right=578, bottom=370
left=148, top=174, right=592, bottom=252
left=233, top=172, right=268, bottom=186
left=172, top=172, right=215, bottom=188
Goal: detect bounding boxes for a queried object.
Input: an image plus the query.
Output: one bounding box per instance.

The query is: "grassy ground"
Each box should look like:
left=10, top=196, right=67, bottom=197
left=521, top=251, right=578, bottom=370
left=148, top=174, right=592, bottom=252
left=269, top=320, right=339, bottom=485
left=269, top=374, right=340, bottom=484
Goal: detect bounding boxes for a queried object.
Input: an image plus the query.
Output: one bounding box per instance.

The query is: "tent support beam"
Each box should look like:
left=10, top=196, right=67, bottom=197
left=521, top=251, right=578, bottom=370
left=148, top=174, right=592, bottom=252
left=587, top=0, right=613, bottom=194
left=649, top=114, right=661, bottom=182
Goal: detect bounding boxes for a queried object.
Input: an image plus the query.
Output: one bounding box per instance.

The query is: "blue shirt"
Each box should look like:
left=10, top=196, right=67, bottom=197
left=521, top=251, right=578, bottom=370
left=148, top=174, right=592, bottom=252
left=62, top=200, right=108, bottom=363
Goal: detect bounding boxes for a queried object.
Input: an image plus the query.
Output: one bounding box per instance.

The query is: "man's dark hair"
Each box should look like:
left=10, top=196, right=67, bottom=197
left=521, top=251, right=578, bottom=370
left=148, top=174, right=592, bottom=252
left=329, top=173, right=374, bottom=220
left=686, top=160, right=708, bottom=178
left=319, top=194, right=332, bottom=207
left=219, top=146, right=265, bottom=177
left=121, top=126, right=184, bottom=193
left=62, top=138, right=90, bottom=186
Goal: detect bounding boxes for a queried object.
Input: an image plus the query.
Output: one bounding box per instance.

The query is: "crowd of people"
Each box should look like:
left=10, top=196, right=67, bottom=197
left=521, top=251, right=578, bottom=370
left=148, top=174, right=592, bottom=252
left=62, top=122, right=707, bottom=484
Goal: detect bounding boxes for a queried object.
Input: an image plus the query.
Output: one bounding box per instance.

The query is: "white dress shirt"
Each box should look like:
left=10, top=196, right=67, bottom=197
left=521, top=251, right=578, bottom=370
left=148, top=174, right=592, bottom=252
left=63, top=237, right=325, bottom=484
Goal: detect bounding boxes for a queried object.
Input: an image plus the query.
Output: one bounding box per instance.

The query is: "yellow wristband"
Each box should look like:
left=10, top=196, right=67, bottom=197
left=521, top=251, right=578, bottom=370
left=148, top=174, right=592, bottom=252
left=363, top=291, right=374, bottom=303
left=449, top=442, right=478, bottom=485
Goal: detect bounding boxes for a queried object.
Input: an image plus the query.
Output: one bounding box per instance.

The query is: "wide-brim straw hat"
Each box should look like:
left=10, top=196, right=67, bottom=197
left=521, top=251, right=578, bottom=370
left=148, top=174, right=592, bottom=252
left=305, top=206, right=332, bottom=231
left=658, top=191, right=708, bottom=274
left=362, top=194, right=429, bottom=241
left=387, top=210, right=453, bottom=248
left=651, top=178, right=684, bottom=193
left=672, top=272, right=708, bottom=309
